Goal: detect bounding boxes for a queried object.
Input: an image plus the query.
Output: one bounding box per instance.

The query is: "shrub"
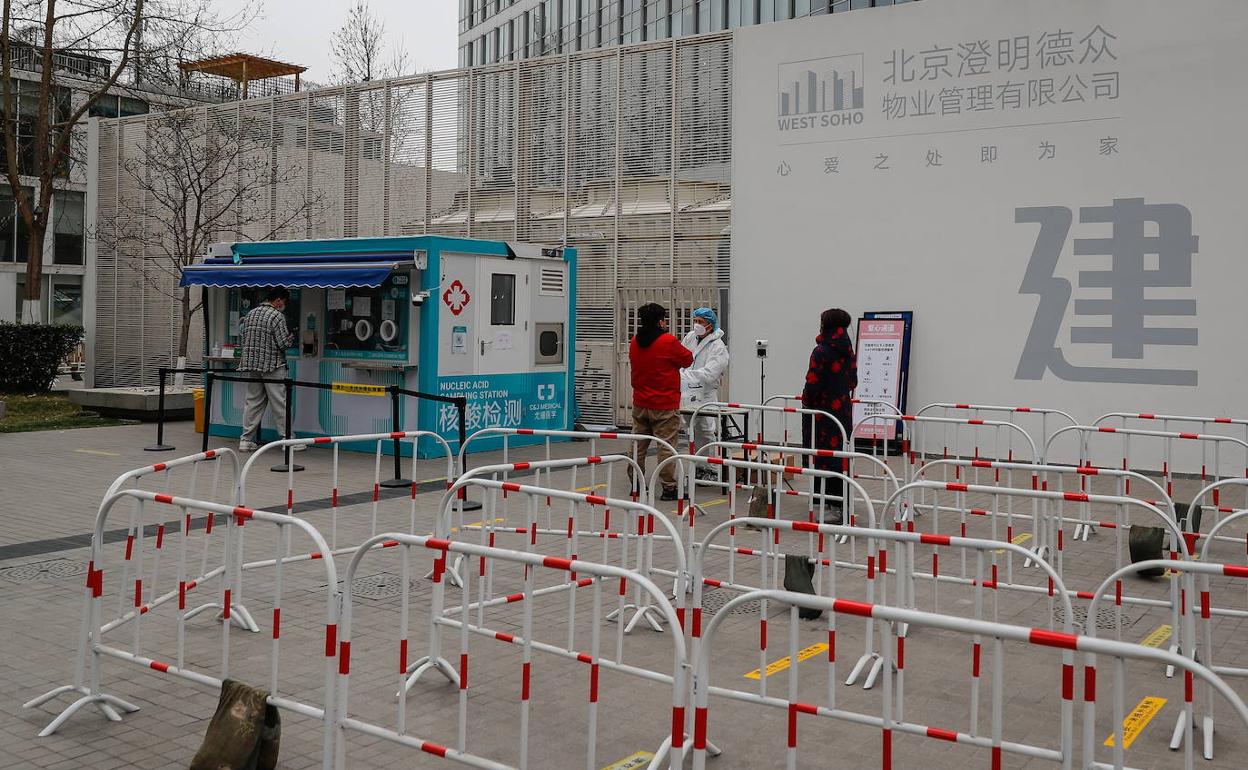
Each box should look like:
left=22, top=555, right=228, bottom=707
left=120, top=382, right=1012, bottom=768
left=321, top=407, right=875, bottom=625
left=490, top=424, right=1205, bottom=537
left=0, top=323, right=85, bottom=394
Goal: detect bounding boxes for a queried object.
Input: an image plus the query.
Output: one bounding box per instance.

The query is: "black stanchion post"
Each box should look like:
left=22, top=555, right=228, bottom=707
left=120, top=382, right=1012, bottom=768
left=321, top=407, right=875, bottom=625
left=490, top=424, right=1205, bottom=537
left=457, top=396, right=482, bottom=511
left=201, top=371, right=214, bottom=453
left=145, top=367, right=175, bottom=451
left=380, top=385, right=412, bottom=488
left=270, top=377, right=305, bottom=473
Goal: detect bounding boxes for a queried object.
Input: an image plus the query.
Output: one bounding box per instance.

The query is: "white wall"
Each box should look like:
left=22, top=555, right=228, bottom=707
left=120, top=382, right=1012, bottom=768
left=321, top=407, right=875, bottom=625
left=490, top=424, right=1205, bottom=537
left=730, top=0, right=1248, bottom=473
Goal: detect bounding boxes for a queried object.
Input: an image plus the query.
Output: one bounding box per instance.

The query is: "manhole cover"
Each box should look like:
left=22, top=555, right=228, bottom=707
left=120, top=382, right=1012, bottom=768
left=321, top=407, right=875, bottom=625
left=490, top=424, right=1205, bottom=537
left=0, top=558, right=87, bottom=584
left=699, top=588, right=787, bottom=617
left=337, top=572, right=429, bottom=602
left=1052, top=604, right=1139, bottom=632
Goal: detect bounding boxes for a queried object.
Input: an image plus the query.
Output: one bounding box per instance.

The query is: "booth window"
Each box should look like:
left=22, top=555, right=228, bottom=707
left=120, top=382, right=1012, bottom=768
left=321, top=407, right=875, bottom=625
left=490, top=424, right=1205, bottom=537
left=228, top=288, right=301, bottom=354
left=324, top=273, right=410, bottom=360
left=490, top=273, right=515, bottom=325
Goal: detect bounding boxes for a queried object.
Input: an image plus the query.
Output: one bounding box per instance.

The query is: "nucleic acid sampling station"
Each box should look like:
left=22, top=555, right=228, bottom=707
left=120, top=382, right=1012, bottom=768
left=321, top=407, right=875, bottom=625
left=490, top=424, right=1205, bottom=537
left=182, top=236, right=577, bottom=455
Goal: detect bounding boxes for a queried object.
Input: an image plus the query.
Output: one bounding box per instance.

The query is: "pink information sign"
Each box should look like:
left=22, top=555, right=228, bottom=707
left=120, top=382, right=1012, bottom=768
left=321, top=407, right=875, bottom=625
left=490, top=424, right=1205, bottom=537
left=853, top=318, right=906, bottom=440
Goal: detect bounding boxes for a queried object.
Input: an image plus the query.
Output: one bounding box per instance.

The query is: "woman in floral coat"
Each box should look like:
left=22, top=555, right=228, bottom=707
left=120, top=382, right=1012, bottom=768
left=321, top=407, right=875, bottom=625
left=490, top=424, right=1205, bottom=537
left=800, top=308, right=858, bottom=520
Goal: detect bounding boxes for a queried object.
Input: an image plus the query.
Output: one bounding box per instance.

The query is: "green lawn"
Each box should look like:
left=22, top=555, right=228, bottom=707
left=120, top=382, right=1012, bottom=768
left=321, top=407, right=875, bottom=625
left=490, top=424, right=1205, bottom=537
left=0, top=392, right=129, bottom=433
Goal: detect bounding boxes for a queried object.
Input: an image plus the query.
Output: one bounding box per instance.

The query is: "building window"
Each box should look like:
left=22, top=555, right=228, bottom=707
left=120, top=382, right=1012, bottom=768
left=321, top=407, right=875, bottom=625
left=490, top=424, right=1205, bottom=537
left=52, top=189, right=84, bottom=265
left=0, top=184, right=33, bottom=262
left=490, top=273, right=516, bottom=325
left=51, top=275, right=83, bottom=326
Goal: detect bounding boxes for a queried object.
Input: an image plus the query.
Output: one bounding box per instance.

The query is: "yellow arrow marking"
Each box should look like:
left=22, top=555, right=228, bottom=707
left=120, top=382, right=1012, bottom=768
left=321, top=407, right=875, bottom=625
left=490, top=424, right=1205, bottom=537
left=744, top=642, right=829, bottom=680
left=1104, top=696, right=1166, bottom=748
left=1139, top=625, right=1172, bottom=649
left=601, top=751, right=654, bottom=770
left=995, top=532, right=1033, bottom=553
left=575, top=483, right=609, bottom=492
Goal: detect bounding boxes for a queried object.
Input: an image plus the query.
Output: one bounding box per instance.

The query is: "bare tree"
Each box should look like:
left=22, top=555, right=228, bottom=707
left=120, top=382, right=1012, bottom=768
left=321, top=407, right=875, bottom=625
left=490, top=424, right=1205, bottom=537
left=331, top=0, right=418, bottom=161
left=97, top=108, right=325, bottom=358
left=0, top=0, right=250, bottom=323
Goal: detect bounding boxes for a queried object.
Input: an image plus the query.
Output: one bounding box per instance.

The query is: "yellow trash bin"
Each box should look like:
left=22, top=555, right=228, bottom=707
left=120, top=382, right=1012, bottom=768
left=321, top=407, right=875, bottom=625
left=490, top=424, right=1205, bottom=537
left=193, top=388, right=205, bottom=434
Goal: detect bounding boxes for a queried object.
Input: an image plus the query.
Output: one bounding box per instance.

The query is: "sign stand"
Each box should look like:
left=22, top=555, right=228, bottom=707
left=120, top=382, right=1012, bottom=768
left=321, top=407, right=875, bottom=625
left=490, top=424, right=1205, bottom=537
left=851, top=311, right=914, bottom=454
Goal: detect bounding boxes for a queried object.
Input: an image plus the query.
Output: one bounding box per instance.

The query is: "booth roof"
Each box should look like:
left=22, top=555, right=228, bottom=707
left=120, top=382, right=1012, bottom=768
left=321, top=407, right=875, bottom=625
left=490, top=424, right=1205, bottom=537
left=180, top=261, right=404, bottom=289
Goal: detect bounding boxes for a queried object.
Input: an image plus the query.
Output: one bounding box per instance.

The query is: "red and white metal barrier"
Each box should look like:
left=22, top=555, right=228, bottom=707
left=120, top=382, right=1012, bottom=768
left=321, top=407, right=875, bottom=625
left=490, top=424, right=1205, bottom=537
left=694, top=440, right=901, bottom=512
left=26, top=449, right=241, bottom=734
left=403, top=475, right=689, bottom=696
left=1044, top=424, right=1248, bottom=504
left=434, top=455, right=673, bottom=635
left=691, top=400, right=851, bottom=456
left=1094, top=412, right=1248, bottom=501
left=879, top=480, right=1190, bottom=635
left=858, top=413, right=1039, bottom=488
left=459, top=427, right=676, bottom=499
left=690, top=588, right=1248, bottom=770
left=1080, top=557, right=1239, bottom=765
left=688, top=511, right=1070, bottom=711
left=28, top=489, right=342, bottom=768
left=238, top=431, right=455, bottom=542
left=762, top=394, right=900, bottom=451
left=333, top=531, right=690, bottom=770
left=918, top=402, right=1077, bottom=459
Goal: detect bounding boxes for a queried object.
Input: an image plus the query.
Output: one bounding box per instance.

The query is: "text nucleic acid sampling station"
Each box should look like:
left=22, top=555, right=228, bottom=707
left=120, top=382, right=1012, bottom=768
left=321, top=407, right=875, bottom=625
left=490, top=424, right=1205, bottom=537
left=181, top=236, right=577, bottom=455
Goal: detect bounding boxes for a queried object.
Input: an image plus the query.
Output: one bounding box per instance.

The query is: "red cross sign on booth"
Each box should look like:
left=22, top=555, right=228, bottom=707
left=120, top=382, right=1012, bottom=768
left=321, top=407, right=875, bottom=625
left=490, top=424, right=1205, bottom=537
left=443, top=280, right=471, bottom=316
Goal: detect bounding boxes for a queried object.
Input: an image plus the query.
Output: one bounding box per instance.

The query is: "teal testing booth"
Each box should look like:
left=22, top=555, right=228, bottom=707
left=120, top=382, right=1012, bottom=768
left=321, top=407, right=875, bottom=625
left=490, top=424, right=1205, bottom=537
left=181, top=236, right=577, bottom=456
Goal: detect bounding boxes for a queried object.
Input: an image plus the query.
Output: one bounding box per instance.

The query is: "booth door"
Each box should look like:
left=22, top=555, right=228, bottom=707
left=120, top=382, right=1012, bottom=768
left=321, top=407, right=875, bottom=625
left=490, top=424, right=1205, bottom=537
left=476, top=256, right=531, bottom=375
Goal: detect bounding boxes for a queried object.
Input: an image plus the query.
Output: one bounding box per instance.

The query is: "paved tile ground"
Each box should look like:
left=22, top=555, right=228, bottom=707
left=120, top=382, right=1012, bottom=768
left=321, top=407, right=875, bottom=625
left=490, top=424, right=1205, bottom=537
left=2, top=420, right=1247, bottom=769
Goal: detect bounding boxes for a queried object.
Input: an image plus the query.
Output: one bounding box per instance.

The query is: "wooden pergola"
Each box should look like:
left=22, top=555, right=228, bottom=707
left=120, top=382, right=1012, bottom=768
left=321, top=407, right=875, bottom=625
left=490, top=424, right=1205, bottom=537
left=178, top=53, right=306, bottom=98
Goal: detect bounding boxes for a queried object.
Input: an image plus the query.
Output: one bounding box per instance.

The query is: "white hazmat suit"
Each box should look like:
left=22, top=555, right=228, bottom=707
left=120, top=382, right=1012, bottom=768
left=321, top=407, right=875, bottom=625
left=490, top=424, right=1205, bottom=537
left=680, top=327, right=729, bottom=452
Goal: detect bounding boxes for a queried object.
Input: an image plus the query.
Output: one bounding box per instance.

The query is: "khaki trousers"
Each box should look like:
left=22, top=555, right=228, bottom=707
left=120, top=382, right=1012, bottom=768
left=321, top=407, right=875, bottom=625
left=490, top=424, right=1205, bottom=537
left=631, top=406, right=682, bottom=493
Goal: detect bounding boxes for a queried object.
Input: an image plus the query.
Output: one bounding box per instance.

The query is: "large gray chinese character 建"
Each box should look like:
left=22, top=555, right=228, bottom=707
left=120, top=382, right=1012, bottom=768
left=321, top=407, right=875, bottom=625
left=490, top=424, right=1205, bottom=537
left=1015, top=199, right=1199, bottom=386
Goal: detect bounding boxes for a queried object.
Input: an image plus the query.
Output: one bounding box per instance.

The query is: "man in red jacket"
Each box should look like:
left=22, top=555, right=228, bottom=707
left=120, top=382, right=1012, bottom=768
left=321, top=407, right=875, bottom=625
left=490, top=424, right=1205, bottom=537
left=629, top=303, right=693, bottom=501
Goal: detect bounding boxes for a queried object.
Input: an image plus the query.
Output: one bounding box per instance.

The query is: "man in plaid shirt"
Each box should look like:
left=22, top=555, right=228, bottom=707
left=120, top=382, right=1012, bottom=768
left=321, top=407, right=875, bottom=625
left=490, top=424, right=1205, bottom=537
left=238, top=287, right=298, bottom=452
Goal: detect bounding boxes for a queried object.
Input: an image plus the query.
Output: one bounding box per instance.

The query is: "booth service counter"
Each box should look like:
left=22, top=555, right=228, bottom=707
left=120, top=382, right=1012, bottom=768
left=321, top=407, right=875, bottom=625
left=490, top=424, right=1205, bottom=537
left=181, top=236, right=576, bottom=456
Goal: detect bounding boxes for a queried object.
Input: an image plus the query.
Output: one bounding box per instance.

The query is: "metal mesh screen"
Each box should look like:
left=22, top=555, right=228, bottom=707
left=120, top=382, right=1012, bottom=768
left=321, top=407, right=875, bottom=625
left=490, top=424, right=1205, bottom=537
left=93, top=33, right=733, bottom=425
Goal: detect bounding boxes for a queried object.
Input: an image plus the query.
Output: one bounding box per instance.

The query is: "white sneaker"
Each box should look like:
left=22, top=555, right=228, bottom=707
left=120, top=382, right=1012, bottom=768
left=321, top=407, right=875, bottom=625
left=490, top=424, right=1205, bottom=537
left=238, top=439, right=258, bottom=452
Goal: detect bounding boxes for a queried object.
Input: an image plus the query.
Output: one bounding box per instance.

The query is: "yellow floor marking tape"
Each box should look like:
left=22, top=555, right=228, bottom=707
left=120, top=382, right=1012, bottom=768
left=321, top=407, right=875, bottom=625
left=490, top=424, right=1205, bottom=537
left=418, top=477, right=448, bottom=484
left=1104, top=696, right=1166, bottom=748
left=995, top=532, right=1033, bottom=554
left=74, top=448, right=120, bottom=457
left=744, top=642, right=829, bottom=680
left=575, top=483, right=609, bottom=492
left=601, top=751, right=654, bottom=770
left=452, top=517, right=506, bottom=533
left=1139, top=625, right=1172, bottom=649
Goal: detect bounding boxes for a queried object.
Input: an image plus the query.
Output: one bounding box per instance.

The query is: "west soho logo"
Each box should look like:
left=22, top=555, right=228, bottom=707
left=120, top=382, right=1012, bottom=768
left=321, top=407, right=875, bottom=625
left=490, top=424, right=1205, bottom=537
left=776, top=54, right=866, bottom=132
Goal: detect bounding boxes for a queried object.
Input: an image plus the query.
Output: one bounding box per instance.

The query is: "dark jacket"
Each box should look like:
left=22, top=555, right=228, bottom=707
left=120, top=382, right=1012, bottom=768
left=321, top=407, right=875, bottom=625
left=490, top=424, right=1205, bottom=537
left=801, top=327, right=858, bottom=458
left=630, top=332, right=693, bottom=410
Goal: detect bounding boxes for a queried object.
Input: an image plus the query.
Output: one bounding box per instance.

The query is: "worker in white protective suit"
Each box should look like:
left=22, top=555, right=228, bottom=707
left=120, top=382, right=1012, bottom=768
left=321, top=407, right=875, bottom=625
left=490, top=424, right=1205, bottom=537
left=680, top=307, right=729, bottom=477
